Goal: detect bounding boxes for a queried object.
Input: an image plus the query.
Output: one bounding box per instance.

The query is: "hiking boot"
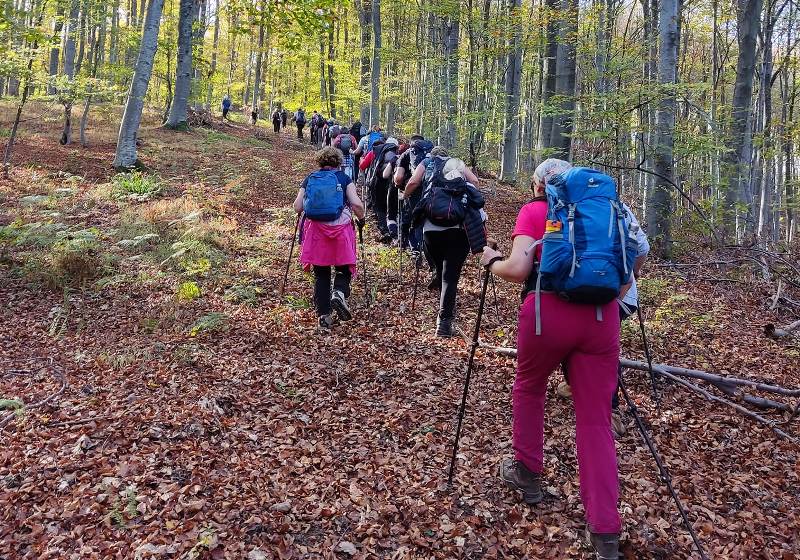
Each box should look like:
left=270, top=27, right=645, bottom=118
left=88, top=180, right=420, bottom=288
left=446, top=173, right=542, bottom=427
left=556, top=380, right=572, bottom=398
left=611, top=409, right=627, bottom=438
left=436, top=316, right=456, bottom=338
left=318, top=314, right=335, bottom=330
left=331, top=290, right=352, bottom=322
left=498, top=458, right=543, bottom=505
left=427, top=275, right=442, bottom=292
left=585, top=526, right=620, bottom=560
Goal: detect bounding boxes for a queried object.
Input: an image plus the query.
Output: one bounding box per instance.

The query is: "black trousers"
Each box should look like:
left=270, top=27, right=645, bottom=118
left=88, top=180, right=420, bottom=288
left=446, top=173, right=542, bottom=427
left=423, top=228, right=470, bottom=321
left=371, top=180, right=391, bottom=237
left=387, top=186, right=399, bottom=238
left=297, top=123, right=305, bottom=139
left=313, top=265, right=351, bottom=316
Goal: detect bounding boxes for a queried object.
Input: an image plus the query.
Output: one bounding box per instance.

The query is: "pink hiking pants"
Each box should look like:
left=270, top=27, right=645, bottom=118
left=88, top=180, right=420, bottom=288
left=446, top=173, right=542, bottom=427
left=515, top=292, right=621, bottom=533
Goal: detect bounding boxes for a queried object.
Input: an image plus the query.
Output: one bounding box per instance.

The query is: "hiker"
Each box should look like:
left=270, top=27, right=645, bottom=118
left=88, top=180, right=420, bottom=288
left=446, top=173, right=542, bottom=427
left=405, top=148, right=487, bottom=337
left=292, top=147, right=365, bottom=330
left=221, top=96, right=232, bottom=121
left=557, top=200, right=651, bottom=437
left=294, top=108, right=307, bottom=140
left=394, top=134, right=434, bottom=251
left=309, top=111, right=321, bottom=145
left=333, top=127, right=357, bottom=180
left=353, top=125, right=385, bottom=173
left=479, top=158, right=638, bottom=560
left=271, top=108, right=282, bottom=133
left=281, top=108, right=288, bottom=128
left=328, top=121, right=342, bottom=146
left=250, top=106, right=259, bottom=125
left=350, top=120, right=365, bottom=182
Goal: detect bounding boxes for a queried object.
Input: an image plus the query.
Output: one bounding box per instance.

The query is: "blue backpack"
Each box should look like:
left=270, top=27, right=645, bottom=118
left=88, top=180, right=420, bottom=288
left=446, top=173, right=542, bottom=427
left=367, top=131, right=383, bottom=151
left=531, top=167, right=638, bottom=334
left=303, top=171, right=345, bottom=222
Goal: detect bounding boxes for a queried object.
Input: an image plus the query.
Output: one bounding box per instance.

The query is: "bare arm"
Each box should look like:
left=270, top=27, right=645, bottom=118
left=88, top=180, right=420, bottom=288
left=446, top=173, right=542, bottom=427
left=346, top=183, right=365, bottom=220
left=480, top=235, right=537, bottom=284
left=404, top=164, right=427, bottom=197
left=382, top=161, right=394, bottom=179
left=634, top=254, right=647, bottom=278
left=464, top=167, right=480, bottom=186
left=293, top=188, right=305, bottom=214
left=394, top=165, right=407, bottom=187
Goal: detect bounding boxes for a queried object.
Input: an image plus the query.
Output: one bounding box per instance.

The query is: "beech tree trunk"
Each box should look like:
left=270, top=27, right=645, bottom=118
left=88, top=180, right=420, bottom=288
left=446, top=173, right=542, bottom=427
left=165, top=0, right=194, bottom=129
left=47, top=5, right=65, bottom=95
left=648, top=0, right=679, bottom=258
left=549, top=0, right=578, bottom=157
left=500, top=0, right=523, bottom=182
left=60, top=0, right=80, bottom=145
left=370, top=0, right=381, bottom=125
left=355, top=0, right=372, bottom=124
left=723, top=0, right=763, bottom=241
left=441, top=2, right=459, bottom=149
left=113, top=0, right=165, bottom=168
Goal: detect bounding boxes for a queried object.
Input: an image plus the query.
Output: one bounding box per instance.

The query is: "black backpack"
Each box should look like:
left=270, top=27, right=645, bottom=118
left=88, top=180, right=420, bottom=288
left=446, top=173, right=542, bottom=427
left=296, top=110, right=306, bottom=124
left=368, top=143, right=398, bottom=189
left=338, top=134, right=353, bottom=151
left=419, top=157, right=470, bottom=227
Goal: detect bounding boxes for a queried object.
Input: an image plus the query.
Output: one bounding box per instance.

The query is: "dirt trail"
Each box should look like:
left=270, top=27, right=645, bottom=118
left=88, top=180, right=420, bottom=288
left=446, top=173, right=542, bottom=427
left=1, top=122, right=798, bottom=559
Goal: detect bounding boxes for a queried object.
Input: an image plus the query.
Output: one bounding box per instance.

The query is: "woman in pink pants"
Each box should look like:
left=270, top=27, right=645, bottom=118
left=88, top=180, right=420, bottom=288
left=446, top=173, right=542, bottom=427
left=480, top=159, right=624, bottom=560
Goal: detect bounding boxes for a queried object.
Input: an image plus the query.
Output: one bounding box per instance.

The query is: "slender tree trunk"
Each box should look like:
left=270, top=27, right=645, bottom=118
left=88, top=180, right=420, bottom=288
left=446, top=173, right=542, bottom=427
left=549, top=0, right=577, bottom=156
left=355, top=0, right=372, bottom=124
left=251, top=20, right=265, bottom=123
left=500, top=0, right=523, bottom=182
left=441, top=1, right=458, bottom=149
left=648, top=0, right=679, bottom=258
left=114, top=0, right=165, bottom=168
left=47, top=5, right=66, bottom=95
left=723, top=0, right=763, bottom=241
left=206, top=0, right=220, bottom=110
left=165, top=0, right=194, bottom=129
left=60, top=0, right=80, bottom=145
left=370, top=0, right=381, bottom=125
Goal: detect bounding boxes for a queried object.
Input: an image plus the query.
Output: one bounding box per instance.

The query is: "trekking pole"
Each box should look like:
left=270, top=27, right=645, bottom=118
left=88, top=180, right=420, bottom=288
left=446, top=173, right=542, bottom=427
left=618, top=374, right=708, bottom=560
left=397, top=195, right=403, bottom=284
left=447, top=258, right=493, bottom=486
left=636, top=302, right=660, bottom=405
left=411, top=251, right=422, bottom=313
left=490, top=274, right=500, bottom=322
left=358, top=220, right=370, bottom=307
left=280, top=213, right=301, bottom=298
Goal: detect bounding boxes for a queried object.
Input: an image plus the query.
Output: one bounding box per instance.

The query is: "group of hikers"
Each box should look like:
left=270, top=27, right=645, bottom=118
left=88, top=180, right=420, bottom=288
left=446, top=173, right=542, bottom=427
left=289, top=117, right=650, bottom=559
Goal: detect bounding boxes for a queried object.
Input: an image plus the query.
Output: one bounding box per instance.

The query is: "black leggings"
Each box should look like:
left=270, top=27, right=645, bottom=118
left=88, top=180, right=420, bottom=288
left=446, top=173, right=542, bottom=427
left=313, top=265, right=351, bottom=316
left=423, top=228, right=470, bottom=321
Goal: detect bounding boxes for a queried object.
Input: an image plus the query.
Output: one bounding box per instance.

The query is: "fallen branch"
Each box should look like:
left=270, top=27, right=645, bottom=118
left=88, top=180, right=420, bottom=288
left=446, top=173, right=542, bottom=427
left=0, top=359, right=68, bottom=430
left=476, top=342, right=798, bottom=442
left=764, top=319, right=800, bottom=339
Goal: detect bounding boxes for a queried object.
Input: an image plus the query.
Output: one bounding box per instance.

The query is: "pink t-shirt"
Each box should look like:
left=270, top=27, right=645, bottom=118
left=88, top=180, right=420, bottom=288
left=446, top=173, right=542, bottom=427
left=511, top=200, right=547, bottom=260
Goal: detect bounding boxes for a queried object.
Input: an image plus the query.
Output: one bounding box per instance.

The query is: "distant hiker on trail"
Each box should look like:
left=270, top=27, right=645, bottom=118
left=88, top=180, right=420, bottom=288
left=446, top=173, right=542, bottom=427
left=360, top=136, right=399, bottom=243
left=294, top=108, right=307, bottom=140
left=479, top=158, right=638, bottom=560
left=281, top=108, right=288, bottom=128
left=293, top=147, right=365, bottom=330
left=251, top=106, right=259, bottom=125
left=405, top=148, right=486, bottom=337
left=221, top=96, right=232, bottom=121
left=394, top=134, right=433, bottom=252
left=271, top=108, right=282, bottom=133
left=556, top=196, right=651, bottom=438
left=333, top=127, right=357, bottom=179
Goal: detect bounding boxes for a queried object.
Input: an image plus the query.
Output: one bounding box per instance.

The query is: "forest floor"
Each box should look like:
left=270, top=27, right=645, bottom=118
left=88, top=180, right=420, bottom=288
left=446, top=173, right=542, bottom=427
left=0, top=102, right=798, bottom=559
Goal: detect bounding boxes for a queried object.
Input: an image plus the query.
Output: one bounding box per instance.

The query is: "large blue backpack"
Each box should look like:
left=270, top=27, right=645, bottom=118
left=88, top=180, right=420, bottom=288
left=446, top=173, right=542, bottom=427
left=366, top=131, right=383, bottom=151
left=531, top=167, right=638, bottom=334
left=303, top=170, right=345, bottom=222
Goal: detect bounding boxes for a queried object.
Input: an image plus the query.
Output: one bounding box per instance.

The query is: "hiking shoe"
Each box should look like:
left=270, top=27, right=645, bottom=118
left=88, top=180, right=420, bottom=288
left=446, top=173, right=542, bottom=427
left=611, top=409, right=627, bottom=438
left=436, top=316, right=456, bottom=338
left=330, top=290, right=352, bottom=322
left=318, top=314, right=334, bottom=330
left=499, top=458, right=543, bottom=505
left=585, top=526, right=620, bottom=560
left=556, top=380, right=572, bottom=398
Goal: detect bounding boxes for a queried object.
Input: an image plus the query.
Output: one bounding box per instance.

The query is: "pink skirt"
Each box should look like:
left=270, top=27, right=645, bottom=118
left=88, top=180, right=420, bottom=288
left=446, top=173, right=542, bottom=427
left=299, top=219, right=358, bottom=276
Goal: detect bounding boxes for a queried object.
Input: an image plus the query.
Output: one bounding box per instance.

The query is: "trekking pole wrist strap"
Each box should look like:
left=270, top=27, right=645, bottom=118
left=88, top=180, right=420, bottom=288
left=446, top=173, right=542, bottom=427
left=485, top=256, right=503, bottom=270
